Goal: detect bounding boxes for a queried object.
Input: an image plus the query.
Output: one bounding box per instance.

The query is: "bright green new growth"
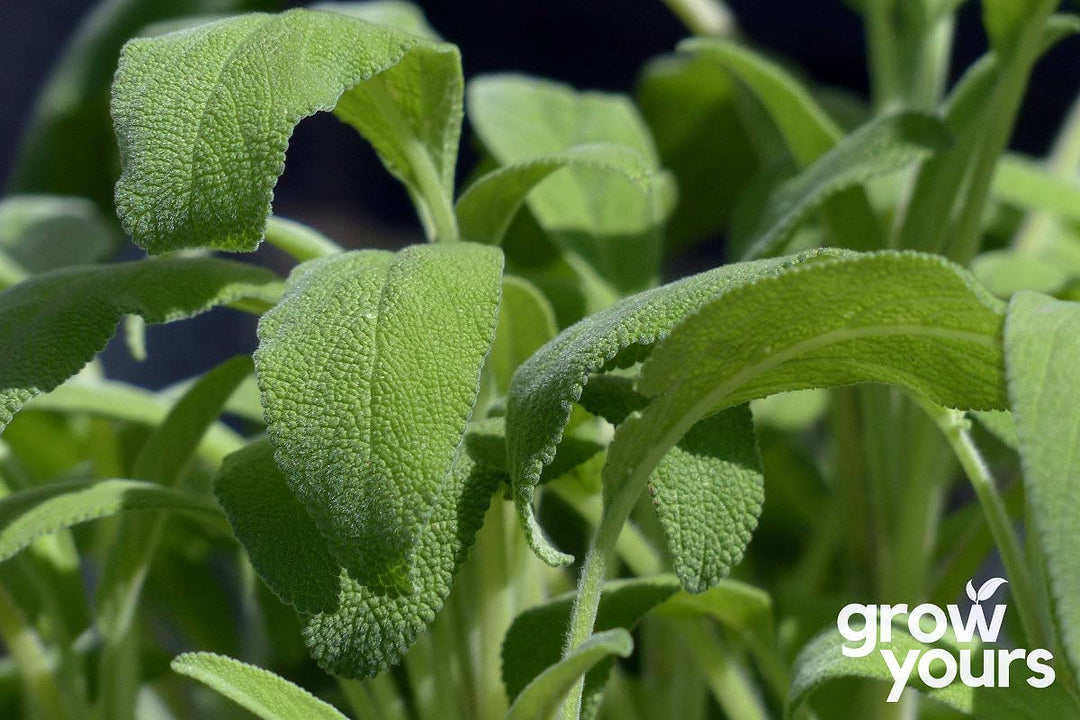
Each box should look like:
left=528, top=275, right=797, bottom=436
left=171, top=653, right=348, bottom=720
left=0, top=257, right=282, bottom=433
left=456, top=144, right=660, bottom=247
left=214, top=429, right=503, bottom=677
left=255, top=243, right=502, bottom=593
left=112, top=7, right=463, bottom=252
left=507, top=250, right=828, bottom=566
left=467, top=74, right=670, bottom=294
left=505, top=629, right=633, bottom=720
left=0, top=479, right=220, bottom=565
left=1005, top=291, right=1080, bottom=684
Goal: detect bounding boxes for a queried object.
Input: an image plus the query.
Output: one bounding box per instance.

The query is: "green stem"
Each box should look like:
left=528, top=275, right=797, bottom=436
left=0, top=585, right=76, bottom=720
left=263, top=217, right=342, bottom=261
left=676, top=621, right=769, bottom=720
left=366, top=78, right=459, bottom=243
left=865, top=0, right=901, bottom=112
left=918, top=401, right=1048, bottom=649
left=662, top=0, right=734, bottom=37
left=946, top=0, right=1059, bottom=264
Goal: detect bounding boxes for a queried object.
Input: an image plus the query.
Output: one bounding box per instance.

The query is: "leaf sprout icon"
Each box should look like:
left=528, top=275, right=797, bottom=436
left=966, top=578, right=1009, bottom=605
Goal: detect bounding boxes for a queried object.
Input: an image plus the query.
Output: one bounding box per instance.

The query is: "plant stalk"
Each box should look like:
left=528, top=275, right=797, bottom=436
left=263, top=217, right=343, bottom=261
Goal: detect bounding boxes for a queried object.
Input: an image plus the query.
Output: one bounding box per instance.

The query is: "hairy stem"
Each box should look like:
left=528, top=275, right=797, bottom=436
left=918, top=402, right=1048, bottom=649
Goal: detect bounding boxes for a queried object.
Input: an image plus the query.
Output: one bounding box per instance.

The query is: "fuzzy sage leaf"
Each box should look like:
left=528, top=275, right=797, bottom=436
left=467, top=75, right=669, bottom=294
left=1005, top=291, right=1080, bottom=685
left=214, top=432, right=504, bottom=677
left=254, top=243, right=502, bottom=594
left=0, top=258, right=282, bottom=434
left=171, top=653, right=348, bottom=720
left=506, top=250, right=839, bottom=566
left=113, top=8, right=464, bottom=252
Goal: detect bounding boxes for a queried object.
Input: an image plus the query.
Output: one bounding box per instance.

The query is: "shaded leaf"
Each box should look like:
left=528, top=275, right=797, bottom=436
left=0, top=195, right=117, bottom=274
left=467, top=74, right=668, bottom=294
left=0, top=257, right=282, bottom=433
left=650, top=405, right=763, bottom=593
left=488, top=276, right=558, bottom=395
left=737, top=112, right=950, bottom=259
left=505, top=629, right=634, bottom=720
left=215, top=432, right=503, bottom=677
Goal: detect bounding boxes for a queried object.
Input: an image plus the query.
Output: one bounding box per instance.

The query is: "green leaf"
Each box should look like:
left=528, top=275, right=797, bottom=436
left=651, top=405, right=764, bottom=593
left=788, top=626, right=973, bottom=715
left=255, top=244, right=501, bottom=593
left=736, top=112, right=950, bottom=259
left=214, top=434, right=503, bottom=676
left=171, top=653, right=348, bottom=720
left=991, top=154, right=1080, bottom=225
left=112, top=7, right=463, bottom=252
left=456, top=144, right=658, bottom=246
left=505, top=629, right=634, bottom=720
left=489, top=276, right=558, bottom=395
left=1004, top=291, right=1080, bottom=684
left=973, top=680, right=1080, bottom=719
left=635, top=53, right=759, bottom=247
left=654, top=579, right=775, bottom=653
left=467, top=74, right=668, bottom=294
left=0, top=195, right=117, bottom=274
left=506, top=250, right=834, bottom=565
left=502, top=576, right=682, bottom=706
left=678, top=38, right=840, bottom=164
left=603, top=252, right=1008, bottom=544
left=680, top=38, right=884, bottom=252
left=0, top=257, right=282, bottom=434
left=9, top=0, right=277, bottom=214
left=0, top=480, right=220, bottom=564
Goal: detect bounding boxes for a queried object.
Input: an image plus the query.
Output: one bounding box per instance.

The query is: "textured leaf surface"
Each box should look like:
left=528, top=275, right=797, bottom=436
left=0, top=257, right=282, bottom=433
left=789, top=627, right=972, bottom=715
left=502, top=576, right=682, bottom=704
left=489, top=276, right=558, bottom=395
left=737, top=112, right=950, bottom=259
left=255, top=244, right=501, bottom=592
left=171, top=653, right=347, bottom=720
left=505, top=629, right=633, bottom=720
left=604, top=252, right=1008, bottom=535
left=0, top=195, right=117, bottom=274
left=650, top=405, right=763, bottom=593
left=506, top=251, right=831, bottom=565
left=1005, top=291, right=1080, bottom=683
left=0, top=479, right=220, bottom=564
left=113, top=8, right=462, bottom=252
left=312, top=0, right=438, bottom=38
left=214, top=433, right=503, bottom=677
left=467, top=74, right=667, bottom=293
left=456, top=144, right=657, bottom=246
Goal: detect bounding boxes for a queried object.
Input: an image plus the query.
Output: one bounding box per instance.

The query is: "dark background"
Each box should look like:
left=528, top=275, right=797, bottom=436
left=1, top=0, right=1078, bottom=388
